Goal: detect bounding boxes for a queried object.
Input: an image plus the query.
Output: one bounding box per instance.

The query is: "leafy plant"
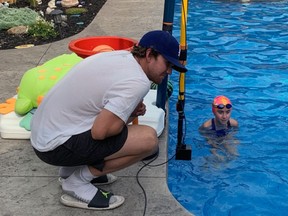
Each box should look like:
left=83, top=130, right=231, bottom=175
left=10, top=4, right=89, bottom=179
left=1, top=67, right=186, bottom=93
left=65, top=7, right=88, bottom=15
left=28, top=19, right=58, bottom=39
left=29, top=0, right=37, bottom=7
left=0, top=7, right=39, bottom=30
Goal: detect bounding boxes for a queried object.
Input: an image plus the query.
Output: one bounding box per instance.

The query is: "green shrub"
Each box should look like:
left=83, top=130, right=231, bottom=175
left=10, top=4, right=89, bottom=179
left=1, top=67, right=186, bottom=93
left=29, top=0, right=37, bottom=8
left=65, top=7, right=88, bottom=15
left=28, top=19, right=58, bottom=40
left=0, top=7, right=40, bottom=30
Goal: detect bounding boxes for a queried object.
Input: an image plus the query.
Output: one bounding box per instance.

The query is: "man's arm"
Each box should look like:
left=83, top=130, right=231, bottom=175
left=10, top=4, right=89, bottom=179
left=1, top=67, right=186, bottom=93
left=91, top=108, right=125, bottom=140
left=127, top=101, right=146, bottom=124
left=91, top=101, right=146, bottom=140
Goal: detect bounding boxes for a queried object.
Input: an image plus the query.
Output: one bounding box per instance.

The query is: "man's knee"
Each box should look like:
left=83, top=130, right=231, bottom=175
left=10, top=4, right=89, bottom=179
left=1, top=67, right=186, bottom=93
left=128, top=125, right=158, bottom=154
left=143, top=127, right=158, bottom=152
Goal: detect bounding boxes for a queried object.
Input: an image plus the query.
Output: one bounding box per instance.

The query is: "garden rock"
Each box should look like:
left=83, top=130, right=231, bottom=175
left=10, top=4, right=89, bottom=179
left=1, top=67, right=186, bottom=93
left=61, top=0, right=79, bottom=8
left=7, top=25, right=28, bottom=35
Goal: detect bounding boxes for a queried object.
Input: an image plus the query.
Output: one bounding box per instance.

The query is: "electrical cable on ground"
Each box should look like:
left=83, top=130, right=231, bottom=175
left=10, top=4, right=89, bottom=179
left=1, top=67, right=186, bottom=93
left=136, top=153, right=176, bottom=216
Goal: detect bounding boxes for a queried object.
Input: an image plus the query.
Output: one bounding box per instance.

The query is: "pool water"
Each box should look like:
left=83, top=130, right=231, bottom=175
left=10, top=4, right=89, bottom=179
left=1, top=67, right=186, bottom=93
left=167, top=0, right=288, bottom=215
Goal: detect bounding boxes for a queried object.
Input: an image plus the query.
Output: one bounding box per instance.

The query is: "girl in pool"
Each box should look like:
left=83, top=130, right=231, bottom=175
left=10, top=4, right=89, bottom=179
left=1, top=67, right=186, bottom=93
left=199, top=95, right=239, bottom=161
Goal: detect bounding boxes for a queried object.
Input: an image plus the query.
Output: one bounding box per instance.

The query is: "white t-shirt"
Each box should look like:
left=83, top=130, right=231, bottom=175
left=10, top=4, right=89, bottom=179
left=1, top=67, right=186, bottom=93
left=30, top=50, right=151, bottom=152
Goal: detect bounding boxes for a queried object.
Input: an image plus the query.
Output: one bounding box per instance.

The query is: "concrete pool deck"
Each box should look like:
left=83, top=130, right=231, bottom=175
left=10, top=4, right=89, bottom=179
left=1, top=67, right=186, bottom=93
left=0, top=0, right=193, bottom=215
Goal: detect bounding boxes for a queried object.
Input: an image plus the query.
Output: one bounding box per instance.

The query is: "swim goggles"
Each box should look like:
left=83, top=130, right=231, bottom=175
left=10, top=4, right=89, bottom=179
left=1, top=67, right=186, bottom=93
left=213, top=104, right=232, bottom=109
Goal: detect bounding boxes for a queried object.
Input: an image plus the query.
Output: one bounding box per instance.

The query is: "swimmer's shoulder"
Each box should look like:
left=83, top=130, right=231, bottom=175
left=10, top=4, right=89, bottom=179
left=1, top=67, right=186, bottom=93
left=230, top=118, right=239, bottom=127
left=199, top=119, right=213, bottom=131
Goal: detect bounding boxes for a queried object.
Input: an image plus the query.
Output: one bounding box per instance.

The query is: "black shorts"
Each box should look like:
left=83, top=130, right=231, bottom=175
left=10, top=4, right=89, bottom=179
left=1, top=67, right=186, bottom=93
left=33, top=125, right=128, bottom=171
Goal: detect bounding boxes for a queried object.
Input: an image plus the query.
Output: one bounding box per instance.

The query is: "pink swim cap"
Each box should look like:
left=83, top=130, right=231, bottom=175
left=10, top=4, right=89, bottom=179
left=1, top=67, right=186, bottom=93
left=212, top=95, right=232, bottom=113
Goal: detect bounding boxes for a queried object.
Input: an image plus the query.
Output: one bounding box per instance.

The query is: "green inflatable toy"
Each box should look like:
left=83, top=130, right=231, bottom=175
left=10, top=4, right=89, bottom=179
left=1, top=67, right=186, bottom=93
left=15, top=53, right=83, bottom=115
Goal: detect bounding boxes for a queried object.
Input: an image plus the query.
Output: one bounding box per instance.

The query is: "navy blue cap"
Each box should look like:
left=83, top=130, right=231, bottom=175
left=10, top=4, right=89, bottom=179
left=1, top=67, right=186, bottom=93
left=139, top=30, right=187, bottom=72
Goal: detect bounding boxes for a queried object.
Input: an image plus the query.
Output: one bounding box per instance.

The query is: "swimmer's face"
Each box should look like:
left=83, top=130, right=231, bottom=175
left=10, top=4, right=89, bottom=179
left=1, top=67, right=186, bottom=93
left=214, top=107, right=232, bottom=125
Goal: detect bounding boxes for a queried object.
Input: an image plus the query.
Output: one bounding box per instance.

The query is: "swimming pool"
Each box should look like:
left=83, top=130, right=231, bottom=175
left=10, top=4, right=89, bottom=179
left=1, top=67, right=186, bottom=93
left=167, top=0, right=288, bottom=215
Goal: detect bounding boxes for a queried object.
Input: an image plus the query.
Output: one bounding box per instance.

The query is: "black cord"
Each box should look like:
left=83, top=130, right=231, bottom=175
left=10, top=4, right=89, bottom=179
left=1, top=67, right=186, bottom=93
left=136, top=153, right=176, bottom=216
left=142, top=153, right=176, bottom=167
left=36, top=43, right=52, bottom=66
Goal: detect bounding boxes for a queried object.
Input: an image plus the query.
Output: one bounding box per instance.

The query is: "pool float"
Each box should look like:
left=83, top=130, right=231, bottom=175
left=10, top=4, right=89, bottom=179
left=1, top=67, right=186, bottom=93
left=15, top=53, right=83, bottom=115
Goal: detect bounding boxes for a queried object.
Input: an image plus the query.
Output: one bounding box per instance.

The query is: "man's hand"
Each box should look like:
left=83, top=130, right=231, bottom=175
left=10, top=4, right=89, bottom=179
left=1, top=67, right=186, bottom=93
left=131, top=101, right=146, bottom=117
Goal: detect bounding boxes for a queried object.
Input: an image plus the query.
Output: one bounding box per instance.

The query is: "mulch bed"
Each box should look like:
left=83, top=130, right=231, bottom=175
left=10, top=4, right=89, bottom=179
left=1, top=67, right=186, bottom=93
left=0, top=0, right=106, bottom=50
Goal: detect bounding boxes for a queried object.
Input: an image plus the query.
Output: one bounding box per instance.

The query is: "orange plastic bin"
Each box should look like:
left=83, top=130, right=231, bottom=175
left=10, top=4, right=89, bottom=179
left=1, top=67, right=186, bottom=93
left=68, top=36, right=137, bottom=58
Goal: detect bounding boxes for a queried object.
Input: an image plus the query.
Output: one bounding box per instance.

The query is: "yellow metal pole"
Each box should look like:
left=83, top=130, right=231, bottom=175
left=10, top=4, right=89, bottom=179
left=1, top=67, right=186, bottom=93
left=176, top=0, right=191, bottom=160
left=179, top=0, right=188, bottom=101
